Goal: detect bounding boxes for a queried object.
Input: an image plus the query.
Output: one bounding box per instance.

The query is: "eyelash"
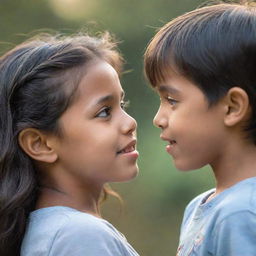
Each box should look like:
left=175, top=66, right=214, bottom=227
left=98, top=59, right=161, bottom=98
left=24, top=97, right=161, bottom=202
left=166, top=96, right=178, bottom=106
left=96, top=107, right=111, bottom=118
left=96, top=100, right=130, bottom=118
left=121, top=100, right=130, bottom=110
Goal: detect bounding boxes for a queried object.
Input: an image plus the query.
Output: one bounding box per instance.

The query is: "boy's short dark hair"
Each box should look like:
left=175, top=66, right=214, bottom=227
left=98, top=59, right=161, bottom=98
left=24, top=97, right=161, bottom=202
left=144, top=2, right=256, bottom=144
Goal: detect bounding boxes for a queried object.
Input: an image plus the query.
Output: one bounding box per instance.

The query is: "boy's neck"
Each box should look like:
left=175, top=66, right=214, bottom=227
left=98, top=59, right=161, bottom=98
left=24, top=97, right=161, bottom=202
left=211, top=140, right=256, bottom=195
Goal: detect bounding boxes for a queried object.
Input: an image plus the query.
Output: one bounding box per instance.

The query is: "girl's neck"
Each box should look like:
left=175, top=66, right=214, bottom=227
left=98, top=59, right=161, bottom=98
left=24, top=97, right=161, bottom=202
left=35, top=184, right=102, bottom=218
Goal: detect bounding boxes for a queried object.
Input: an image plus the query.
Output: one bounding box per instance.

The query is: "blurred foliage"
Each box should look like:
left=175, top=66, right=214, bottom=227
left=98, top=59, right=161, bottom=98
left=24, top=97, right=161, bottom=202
left=0, top=0, right=215, bottom=255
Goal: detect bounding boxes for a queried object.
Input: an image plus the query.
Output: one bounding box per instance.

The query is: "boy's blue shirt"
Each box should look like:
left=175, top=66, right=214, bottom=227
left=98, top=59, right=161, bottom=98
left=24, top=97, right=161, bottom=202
left=177, top=177, right=256, bottom=256
left=21, top=206, right=139, bottom=256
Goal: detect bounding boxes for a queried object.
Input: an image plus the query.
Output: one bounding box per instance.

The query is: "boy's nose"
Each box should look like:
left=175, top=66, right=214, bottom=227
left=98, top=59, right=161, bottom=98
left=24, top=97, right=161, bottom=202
left=153, top=108, right=167, bottom=129
left=121, top=113, right=137, bottom=135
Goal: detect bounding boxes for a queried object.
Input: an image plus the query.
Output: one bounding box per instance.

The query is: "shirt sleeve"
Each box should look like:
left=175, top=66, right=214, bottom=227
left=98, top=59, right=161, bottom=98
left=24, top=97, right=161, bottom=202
left=213, top=210, right=256, bottom=256
left=48, top=215, right=136, bottom=256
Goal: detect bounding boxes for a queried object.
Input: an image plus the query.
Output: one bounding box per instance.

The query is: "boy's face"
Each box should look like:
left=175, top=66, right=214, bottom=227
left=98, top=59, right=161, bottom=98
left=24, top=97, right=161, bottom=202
left=153, top=72, right=228, bottom=171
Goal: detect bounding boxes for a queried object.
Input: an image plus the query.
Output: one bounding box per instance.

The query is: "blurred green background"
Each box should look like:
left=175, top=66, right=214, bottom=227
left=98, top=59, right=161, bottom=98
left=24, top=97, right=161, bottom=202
left=0, top=0, right=215, bottom=255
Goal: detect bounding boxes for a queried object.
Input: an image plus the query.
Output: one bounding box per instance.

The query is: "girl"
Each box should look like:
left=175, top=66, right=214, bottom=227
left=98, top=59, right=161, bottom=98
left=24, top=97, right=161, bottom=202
left=0, top=32, right=139, bottom=256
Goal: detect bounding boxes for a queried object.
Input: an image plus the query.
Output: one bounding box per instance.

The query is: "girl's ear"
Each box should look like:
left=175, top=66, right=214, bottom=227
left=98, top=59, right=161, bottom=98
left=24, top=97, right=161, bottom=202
left=18, top=128, right=58, bottom=163
left=223, top=87, right=250, bottom=127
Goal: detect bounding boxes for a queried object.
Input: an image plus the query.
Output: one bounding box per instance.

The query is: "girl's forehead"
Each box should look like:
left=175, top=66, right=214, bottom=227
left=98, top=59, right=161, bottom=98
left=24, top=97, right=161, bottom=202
left=81, top=61, right=119, bottom=82
left=75, top=61, right=122, bottom=97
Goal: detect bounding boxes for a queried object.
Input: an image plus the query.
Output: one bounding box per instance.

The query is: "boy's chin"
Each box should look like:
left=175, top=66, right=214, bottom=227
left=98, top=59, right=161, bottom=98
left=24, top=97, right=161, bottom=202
left=173, top=160, right=203, bottom=172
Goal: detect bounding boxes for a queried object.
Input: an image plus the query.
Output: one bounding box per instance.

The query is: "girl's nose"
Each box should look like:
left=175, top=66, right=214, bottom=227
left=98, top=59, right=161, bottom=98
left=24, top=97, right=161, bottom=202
left=121, top=112, right=137, bottom=135
left=153, top=107, right=167, bottom=129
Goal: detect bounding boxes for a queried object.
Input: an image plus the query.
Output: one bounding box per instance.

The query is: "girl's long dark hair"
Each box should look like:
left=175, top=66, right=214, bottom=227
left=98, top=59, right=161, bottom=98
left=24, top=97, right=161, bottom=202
left=0, top=32, right=123, bottom=256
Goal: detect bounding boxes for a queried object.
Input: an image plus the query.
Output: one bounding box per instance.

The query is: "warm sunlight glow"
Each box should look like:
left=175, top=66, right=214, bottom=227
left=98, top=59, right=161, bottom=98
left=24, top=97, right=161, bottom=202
left=48, top=0, right=97, bottom=20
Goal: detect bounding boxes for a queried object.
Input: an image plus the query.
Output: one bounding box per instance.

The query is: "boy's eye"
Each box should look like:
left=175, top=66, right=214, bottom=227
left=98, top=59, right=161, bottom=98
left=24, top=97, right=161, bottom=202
left=120, top=100, right=130, bottom=110
left=96, top=107, right=111, bottom=118
left=167, top=96, right=178, bottom=106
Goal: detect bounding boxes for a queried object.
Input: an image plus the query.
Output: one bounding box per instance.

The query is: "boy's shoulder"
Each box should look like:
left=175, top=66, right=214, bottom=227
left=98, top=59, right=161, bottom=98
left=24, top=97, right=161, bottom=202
left=185, top=189, right=215, bottom=212
left=186, top=177, right=256, bottom=218
left=216, top=177, right=256, bottom=215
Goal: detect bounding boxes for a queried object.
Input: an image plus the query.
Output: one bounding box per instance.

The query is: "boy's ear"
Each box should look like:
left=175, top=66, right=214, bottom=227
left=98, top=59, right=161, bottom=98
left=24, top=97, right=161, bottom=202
left=223, top=87, right=250, bottom=127
left=18, top=128, right=58, bottom=163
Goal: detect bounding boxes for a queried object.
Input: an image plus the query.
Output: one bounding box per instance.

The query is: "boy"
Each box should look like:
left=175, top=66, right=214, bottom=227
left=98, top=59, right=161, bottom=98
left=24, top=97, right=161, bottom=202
left=144, top=2, right=256, bottom=256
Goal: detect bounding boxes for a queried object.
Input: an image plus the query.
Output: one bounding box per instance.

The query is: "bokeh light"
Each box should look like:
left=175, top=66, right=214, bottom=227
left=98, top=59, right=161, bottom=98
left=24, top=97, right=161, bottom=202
left=48, top=0, right=98, bottom=20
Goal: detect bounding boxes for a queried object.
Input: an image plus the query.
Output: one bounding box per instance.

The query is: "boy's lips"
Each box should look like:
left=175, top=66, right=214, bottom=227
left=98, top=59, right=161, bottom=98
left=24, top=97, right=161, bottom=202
left=160, top=135, right=177, bottom=145
left=160, top=135, right=177, bottom=154
left=166, top=140, right=177, bottom=155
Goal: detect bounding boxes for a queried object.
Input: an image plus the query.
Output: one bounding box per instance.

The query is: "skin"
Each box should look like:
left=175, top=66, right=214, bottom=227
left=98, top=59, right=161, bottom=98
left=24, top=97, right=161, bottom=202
left=153, top=71, right=256, bottom=197
left=19, top=61, right=139, bottom=216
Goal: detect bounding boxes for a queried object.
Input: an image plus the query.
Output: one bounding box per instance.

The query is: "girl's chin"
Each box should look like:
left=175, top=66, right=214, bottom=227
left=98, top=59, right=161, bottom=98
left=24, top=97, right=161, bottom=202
left=115, top=168, right=139, bottom=182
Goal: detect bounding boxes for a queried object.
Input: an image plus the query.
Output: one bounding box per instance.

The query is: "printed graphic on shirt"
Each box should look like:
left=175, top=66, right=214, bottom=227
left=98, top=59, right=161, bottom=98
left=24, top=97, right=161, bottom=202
left=176, top=227, right=204, bottom=256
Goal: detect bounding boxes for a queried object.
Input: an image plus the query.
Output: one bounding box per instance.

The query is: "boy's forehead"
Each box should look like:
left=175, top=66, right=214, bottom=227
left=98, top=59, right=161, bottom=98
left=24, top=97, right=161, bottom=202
left=154, top=70, right=183, bottom=94
left=156, top=84, right=180, bottom=95
left=154, top=72, right=202, bottom=97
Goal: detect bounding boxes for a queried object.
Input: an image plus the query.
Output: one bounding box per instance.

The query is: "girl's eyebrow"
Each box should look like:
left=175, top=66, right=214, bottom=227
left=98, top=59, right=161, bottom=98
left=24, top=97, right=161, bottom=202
left=157, top=85, right=180, bottom=95
left=96, top=95, right=113, bottom=105
left=94, top=91, right=125, bottom=106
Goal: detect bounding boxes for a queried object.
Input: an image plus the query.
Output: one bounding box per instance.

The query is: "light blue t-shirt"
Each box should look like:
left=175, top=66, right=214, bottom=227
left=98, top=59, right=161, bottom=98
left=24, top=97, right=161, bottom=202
left=21, top=206, right=139, bottom=256
left=177, top=177, right=256, bottom=256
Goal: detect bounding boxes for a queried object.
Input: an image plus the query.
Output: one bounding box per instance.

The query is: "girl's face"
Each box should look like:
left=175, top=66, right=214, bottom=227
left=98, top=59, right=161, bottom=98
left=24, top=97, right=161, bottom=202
left=51, top=61, right=139, bottom=186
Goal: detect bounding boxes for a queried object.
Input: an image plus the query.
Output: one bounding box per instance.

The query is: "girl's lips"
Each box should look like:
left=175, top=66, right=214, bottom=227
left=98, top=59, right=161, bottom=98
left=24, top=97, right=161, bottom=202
left=118, top=145, right=135, bottom=154
left=117, top=139, right=139, bottom=159
left=117, top=139, right=137, bottom=154
left=120, top=149, right=139, bottom=159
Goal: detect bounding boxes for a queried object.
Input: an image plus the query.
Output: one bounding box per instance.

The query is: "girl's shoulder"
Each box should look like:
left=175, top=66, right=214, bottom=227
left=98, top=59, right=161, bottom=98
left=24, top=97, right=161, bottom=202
left=21, top=206, right=140, bottom=256
left=28, top=206, right=119, bottom=237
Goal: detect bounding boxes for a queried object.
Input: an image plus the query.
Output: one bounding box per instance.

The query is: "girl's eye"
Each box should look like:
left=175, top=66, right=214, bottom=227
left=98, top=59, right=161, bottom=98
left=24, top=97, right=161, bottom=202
left=167, top=96, right=178, bottom=106
left=120, top=100, right=130, bottom=110
left=96, top=107, right=111, bottom=118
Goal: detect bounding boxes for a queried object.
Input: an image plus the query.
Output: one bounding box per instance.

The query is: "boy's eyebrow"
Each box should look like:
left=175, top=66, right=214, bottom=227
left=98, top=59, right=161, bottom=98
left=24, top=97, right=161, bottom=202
left=157, top=85, right=180, bottom=95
